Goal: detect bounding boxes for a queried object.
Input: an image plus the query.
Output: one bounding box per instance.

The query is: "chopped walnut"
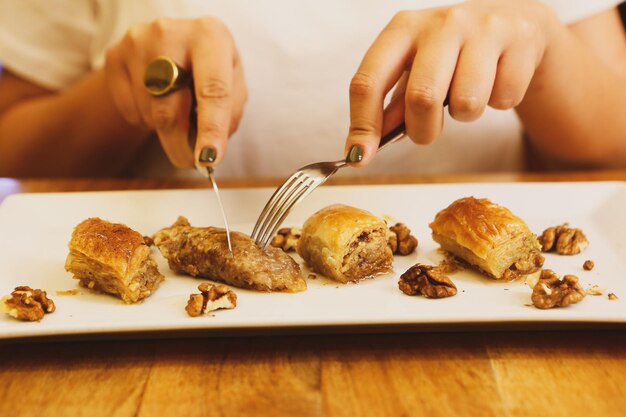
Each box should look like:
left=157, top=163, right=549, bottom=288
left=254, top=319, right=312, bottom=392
left=1, top=286, right=56, bottom=321
left=388, top=223, right=418, bottom=256
left=608, top=293, right=619, bottom=301
left=399, top=264, right=457, bottom=298
left=270, top=227, right=302, bottom=252
left=531, top=270, right=585, bottom=309
left=185, top=283, right=237, bottom=317
left=143, top=235, right=155, bottom=246
left=583, top=260, right=595, bottom=271
left=538, top=224, right=589, bottom=255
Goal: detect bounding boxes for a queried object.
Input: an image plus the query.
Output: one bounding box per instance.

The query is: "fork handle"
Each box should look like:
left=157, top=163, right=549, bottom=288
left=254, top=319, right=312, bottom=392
left=376, top=96, right=449, bottom=153
left=377, top=122, right=407, bottom=152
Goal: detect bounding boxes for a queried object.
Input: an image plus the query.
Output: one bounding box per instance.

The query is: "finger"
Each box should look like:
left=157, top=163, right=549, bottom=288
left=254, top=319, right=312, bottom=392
left=381, top=71, right=409, bottom=136
left=228, top=53, right=247, bottom=136
left=191, top=20, right=235, bottom=167
left=381, top=93, right=406, bottom=138
left=404, top=28, right=461, bottom=144
left=151, top=88, right=195, bottom=168
left=345, top=11, right=419, bottom=166
left=447, top=39, right=500, bottom=122
left=104, top=47, right=143, bottom=126
left=118, top=29, right=156, bottom=129
left=489, top=47, right=535, bottom=110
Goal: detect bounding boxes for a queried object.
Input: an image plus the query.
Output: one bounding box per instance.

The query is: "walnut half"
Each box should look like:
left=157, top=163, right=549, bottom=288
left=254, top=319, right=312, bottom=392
left=388, top=223, right=418, bottom=256
left=1, top=286, right=56, bottom=321
left=399, top=264, right=457, bottom=298
left=270, top=227, right=302, bottom=252
left=185, top=283, right=237, bottom=317
left=538, top=224, right=589, bottom=255
left=531, top=270, right=585, bottom=309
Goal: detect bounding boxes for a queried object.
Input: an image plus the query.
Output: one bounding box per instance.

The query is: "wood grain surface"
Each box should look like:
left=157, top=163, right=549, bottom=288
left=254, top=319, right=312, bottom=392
left=1, top=171, right=625, bottom=417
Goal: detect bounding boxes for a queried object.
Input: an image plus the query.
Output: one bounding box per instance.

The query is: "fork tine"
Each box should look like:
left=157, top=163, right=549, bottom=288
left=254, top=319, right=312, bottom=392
left=255, top=174, right=312, bottom=245
left=259, top=178, right=319, bottom=248
left=257, top=176, right=317, bottom=247
left=253, top=172, right=309, bottom=242
left=251, top=171, right=304, bottom=240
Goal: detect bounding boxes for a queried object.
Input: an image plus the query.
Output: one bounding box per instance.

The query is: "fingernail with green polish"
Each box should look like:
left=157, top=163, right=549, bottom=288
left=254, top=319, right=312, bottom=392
left=199, top=147, right=217, bottom=163
left=346, top=145, right=364, bottom=163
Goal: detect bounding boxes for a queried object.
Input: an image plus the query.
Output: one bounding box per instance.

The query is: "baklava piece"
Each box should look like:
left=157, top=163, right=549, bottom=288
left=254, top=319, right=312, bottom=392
left=65, top=218, right=164, bottom=304
left=429, top=197, right=544, bottom=280
left=297, top=204, right=393, bottom=283
left=153, top=217, right=306, bottom=292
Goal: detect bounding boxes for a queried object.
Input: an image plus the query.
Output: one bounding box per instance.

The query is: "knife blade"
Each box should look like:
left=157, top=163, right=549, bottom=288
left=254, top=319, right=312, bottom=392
left=146, top=58, right=235, bottom=257
left=199, top=165, right=234, bottom=257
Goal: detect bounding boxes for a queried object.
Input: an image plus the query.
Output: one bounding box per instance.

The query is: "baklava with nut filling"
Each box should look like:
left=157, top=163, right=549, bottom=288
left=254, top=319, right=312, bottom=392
left=297, top=204, right=393, bottom=283
left=429, top=197, right=544, bottom=280
left=65, top=218, right=164, bottom=304
left=153, top=216, right=306, bottom=292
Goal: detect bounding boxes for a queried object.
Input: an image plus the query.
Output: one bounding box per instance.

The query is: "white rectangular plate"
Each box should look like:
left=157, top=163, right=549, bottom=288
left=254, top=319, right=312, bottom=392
left=1, top=182, right=625, bottom=340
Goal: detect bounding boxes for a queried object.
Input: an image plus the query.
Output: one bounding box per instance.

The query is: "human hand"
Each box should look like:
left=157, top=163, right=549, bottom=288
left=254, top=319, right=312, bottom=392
left=344, top=0, right=558, bottom=165
left=105, top=17, right=247, bottom=168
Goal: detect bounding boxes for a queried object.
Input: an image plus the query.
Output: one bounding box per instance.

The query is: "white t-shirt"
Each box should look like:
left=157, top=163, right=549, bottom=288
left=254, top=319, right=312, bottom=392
left=0, top=0, right=622, bottom=178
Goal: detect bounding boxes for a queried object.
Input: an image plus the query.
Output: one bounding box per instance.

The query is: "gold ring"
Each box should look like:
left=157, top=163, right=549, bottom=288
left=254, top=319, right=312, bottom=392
left=143, top=56, right=190, bottom=97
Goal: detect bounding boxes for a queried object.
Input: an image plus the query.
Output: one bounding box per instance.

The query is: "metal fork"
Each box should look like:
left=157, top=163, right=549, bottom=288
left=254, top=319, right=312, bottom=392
left=251, top=122, right=407, bottom=248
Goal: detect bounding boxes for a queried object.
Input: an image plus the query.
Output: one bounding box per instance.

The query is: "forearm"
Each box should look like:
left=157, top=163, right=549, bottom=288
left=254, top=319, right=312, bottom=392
left=0, top=69, right=150, bottom=177
left=516, top=14, right=626, bottom=168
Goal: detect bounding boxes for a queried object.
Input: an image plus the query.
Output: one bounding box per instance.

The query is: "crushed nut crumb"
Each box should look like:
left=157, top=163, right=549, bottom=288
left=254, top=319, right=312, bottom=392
left=399, top=264, right=457, bottom=298
left=143, top=235, right=155, bottom=246
left=270, top=227, right=302, bottom=252
left=185, top=283, right=237, bottom=317
left=538, top=224, right=589, bottom=255
left=583, top=260, right=595, bottom=271
left=531, top=270, right=585, bottom=309
left=608, top=293, right=619, bottom=301
left=388, top=223, right=418, bottom=256
left=56, top=289, right=80, bottom=296
left=586, top=285, right=604, bottom=296
left=1, top=286, right=56, bottom=321
left=438, top=257, right=460, bottom=274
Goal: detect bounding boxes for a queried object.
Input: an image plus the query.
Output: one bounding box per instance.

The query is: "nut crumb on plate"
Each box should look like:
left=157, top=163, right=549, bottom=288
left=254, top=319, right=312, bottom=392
left=399, top=264, right=457, bottom=299
left=186, top=283, right=237, bottom=317
left=1, top=286, right=56, bottom=321
left=586, top=285, right=604, bottom=296
left=538, top=224, right=589, bottom=255
left=608, top=293, right=619, bottom=301
left=531, top=270, right=585, bottom=309
left=56, top=289, right=80, bottom=296
left=583, top=260, right=595, bottom=271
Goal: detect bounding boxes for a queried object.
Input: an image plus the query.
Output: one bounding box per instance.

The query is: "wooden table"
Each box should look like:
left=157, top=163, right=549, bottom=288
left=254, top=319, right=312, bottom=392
left=1, top=172, right=625, bottom=417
